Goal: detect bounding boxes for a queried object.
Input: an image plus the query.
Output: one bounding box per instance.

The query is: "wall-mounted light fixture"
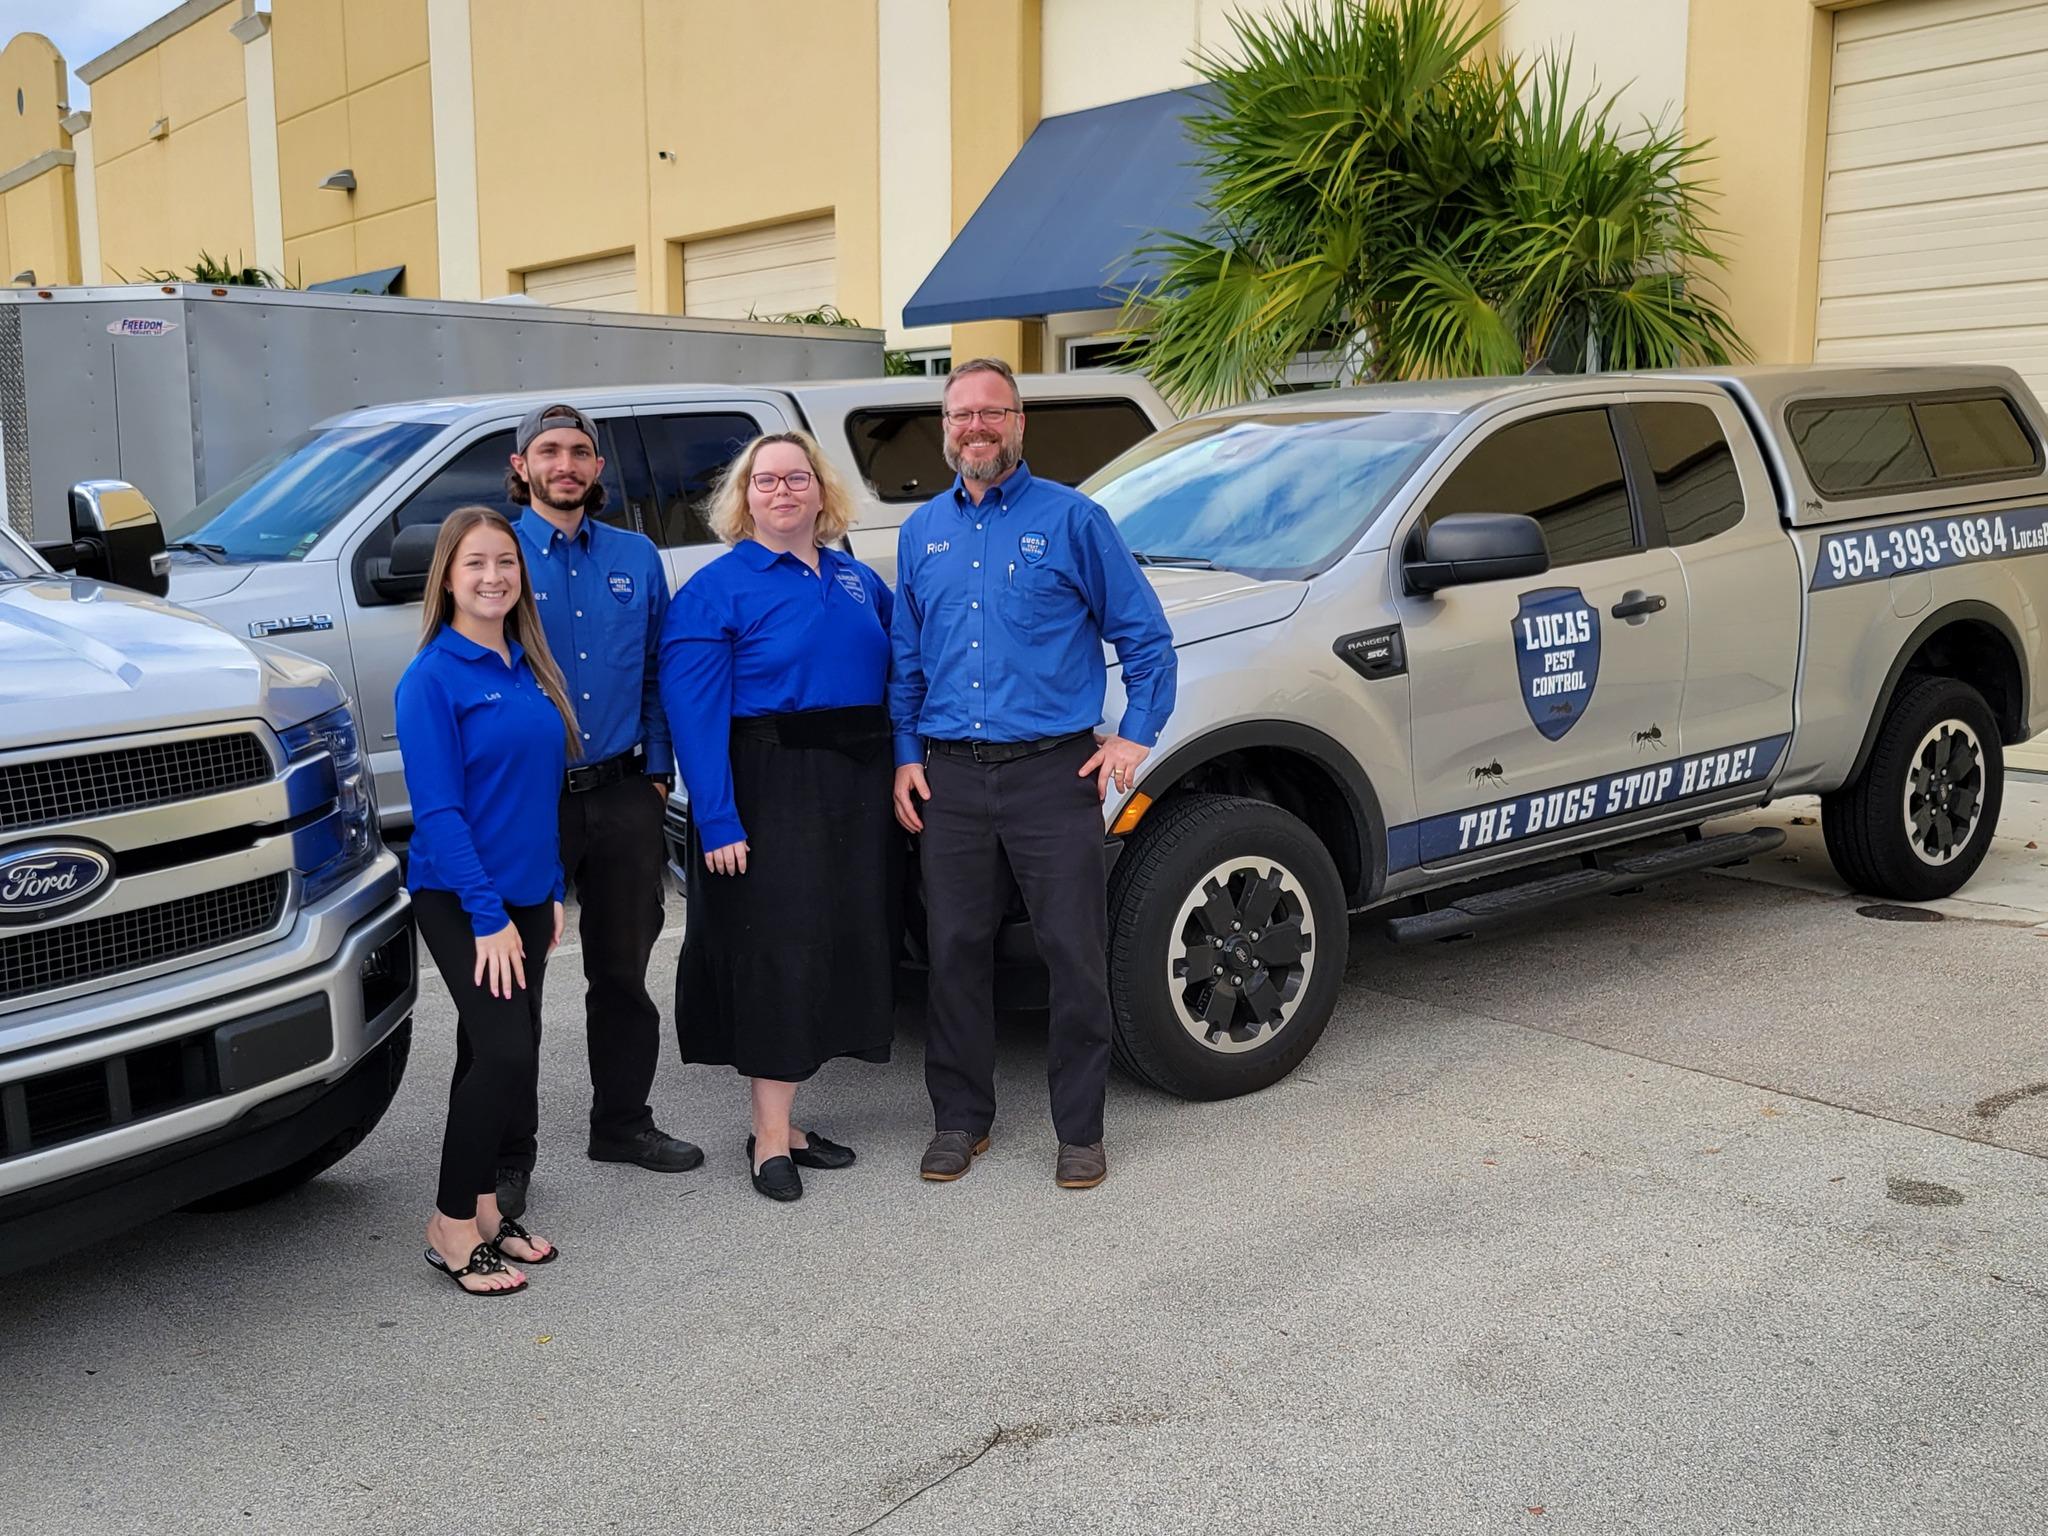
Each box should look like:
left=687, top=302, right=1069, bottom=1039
left=146, top=117, right=168, bottom=140
left=318, top=168, right=357, bottom=192
left=657, top=149, right=675, bottom=161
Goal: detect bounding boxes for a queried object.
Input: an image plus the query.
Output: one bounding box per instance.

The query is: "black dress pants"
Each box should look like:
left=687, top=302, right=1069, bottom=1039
left=921, top=735, right=1111, bottom=1147
left=543, top=771, right=666, bottom=1159
left=415, top=889, right=553, bottom=1220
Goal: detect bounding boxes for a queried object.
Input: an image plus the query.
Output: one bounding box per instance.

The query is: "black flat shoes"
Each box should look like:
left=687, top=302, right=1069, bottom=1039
left=751, top=1155, right=803, bottom=1202
left=746, top=1132, right=857, bottom=1171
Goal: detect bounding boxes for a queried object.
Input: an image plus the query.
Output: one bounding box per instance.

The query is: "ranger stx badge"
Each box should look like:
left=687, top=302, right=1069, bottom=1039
left=0, top=842, right=114, bottom=922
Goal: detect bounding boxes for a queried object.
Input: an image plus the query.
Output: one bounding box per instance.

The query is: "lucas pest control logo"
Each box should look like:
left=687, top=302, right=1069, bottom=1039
left=0, top=842, right=114, bottom=924
left=1018, top=532, right=1049, bottom=565
left=1513, top=588, right=1601, bottom=741
left=607, top=571, right=635, bottom=604
left=835, top=569, right=867, bottom=603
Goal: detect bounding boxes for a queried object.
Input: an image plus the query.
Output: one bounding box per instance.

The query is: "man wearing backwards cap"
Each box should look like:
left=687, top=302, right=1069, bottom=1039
left=496, top=402, right=701, bottom=1219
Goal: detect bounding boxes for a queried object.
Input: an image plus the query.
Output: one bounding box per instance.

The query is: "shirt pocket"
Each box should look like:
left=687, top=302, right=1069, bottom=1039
left=1001, top=565, right=1067, bottom=639
left=594, top=575, right=649, bottom=669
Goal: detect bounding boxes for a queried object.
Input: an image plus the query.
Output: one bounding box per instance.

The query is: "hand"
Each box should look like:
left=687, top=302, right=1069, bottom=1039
left=550, top=900, right=565, bottom=953
left=650, top=777, right=671, bottom=801
left=705, top=839, right=749, bottom=876
left=893, top=763, right=932, bottom=833
left=473, top=919, right=527, bottom=999
left=1080, top=734, right=1148, bottom=801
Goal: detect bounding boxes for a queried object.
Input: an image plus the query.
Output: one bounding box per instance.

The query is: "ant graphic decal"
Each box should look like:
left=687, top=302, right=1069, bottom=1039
left=1470, top=760, right=1508, bottom=790
left=1633, top=724, right=1667, bottom=752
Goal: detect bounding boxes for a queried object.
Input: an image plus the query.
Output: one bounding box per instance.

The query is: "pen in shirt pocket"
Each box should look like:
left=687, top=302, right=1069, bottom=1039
left=1008, top=561, right=1015, bottom=588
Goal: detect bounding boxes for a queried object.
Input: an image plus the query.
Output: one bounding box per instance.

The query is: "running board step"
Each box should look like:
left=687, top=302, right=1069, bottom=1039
left=1384, top=827, right=1787, bottom=945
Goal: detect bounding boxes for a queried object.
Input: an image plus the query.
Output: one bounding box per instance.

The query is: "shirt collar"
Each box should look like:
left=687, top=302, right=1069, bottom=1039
left=733, top=537, right=840, bottom=572
left=430, top=623, right=525, bottom=669
left=950, top=460, right=1034, bottom=517
left=518, top=506, right=595, bottom=552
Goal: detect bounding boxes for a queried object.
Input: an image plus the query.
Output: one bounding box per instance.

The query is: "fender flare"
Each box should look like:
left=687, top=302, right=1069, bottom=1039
left=1844, top=599, right=2030, bottom=786
left=1134, top=720, right=1387, bottom=905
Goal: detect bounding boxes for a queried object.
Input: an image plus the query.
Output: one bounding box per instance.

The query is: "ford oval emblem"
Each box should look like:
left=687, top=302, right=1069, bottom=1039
left=0, top=843, right=114, bottom=923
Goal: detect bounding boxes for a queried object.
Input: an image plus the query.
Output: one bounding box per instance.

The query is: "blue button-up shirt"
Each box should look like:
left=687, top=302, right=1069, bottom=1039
left=396, top=626, right=568, bottom=934
left=515, top=508, right=672, bottom=777
left=658, top=539, right=894, bottom=850
left=888, top=462, right=1176, bottom=766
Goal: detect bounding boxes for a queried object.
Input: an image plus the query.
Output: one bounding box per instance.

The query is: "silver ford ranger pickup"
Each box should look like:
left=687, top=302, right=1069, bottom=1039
left=1000, top=364, right=2048, bottom=1100
left=1, top=487, right=415, bottom=1274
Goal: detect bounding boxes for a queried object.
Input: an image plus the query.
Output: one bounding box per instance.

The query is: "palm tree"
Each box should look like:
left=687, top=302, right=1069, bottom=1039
left=1123, top=0, right=1745, bottom=410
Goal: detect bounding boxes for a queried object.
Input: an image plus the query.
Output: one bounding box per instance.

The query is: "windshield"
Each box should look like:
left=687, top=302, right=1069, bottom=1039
left=1084, top=410, right=1449, bottom=577
left=166, top=420, right=442, bottom=561
left=0, top=524, right=46, bottom=580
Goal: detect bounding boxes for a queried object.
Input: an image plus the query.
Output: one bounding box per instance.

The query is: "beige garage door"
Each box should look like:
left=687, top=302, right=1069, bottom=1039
left=522, top=251, right=638, bottom=312
left=682, top=215, right=837, bottom=321
left=1815, top=0, right=2048, bottom=395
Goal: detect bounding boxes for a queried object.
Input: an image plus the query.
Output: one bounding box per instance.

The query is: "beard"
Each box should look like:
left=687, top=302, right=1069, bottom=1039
left=944, top=430, right=1023, bottom=483
left=527, top=473, right=596, bottom=513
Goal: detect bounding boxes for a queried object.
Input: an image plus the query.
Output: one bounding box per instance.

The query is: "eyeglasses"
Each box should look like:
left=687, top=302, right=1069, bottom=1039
left=750, top=470, right=814, bottom=492
left=943, top=407, right=1021, bottom=427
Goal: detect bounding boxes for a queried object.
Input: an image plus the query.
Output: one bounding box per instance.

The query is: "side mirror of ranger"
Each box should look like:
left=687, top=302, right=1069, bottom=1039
left=1405, top=512, right=1550, bottom=595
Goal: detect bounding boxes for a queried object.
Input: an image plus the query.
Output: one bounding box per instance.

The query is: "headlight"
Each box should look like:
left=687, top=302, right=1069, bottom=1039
left=281, top=703, right=377, bottom=901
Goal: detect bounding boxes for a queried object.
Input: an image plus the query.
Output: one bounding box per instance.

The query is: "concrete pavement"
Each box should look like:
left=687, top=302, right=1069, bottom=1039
left=3, top=793, right=2044, bottom=1535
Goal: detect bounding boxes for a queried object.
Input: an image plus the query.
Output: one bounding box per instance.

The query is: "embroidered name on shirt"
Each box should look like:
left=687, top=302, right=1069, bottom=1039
left=925, top=541, right=951, bottom=555
left=607, top=572, right=635, bottom=603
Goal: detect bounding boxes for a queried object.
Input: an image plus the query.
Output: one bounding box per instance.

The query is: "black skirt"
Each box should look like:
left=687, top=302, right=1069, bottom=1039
left=676, top=704, right=900, bottom=1082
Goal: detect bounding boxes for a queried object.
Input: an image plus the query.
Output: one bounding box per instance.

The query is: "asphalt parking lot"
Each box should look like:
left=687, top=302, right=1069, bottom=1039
left=5, top=844, right=2045, bottom=1535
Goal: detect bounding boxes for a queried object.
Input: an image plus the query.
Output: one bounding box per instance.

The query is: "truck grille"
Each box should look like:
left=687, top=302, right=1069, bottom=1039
left=0, top=874, right=288, bottom=1003
left=1, top=732, right=272, bottom=831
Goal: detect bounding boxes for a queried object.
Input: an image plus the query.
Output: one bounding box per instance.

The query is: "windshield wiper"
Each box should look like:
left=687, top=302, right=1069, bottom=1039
left=165, top=540, right=229, bottom=564
left=1130, top=550, right=1220, bottom=570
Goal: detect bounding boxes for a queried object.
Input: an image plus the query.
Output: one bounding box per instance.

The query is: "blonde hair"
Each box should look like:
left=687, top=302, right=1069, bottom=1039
left=706, top=430, right=856, bottom=547
left=416, top=506, right=582, bottom=759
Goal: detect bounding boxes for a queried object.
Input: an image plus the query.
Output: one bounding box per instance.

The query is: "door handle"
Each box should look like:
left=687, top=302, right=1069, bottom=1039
left=1611, top=591, right=1667, bottom=620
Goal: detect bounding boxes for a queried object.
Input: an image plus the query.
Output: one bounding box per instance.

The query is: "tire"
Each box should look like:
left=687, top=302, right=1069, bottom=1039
left=1107, top=793, right=1348, bottom=1100
left=185, top=1019, right=413, bottom=1212
left=1821, top=675, right=2004, bottom=902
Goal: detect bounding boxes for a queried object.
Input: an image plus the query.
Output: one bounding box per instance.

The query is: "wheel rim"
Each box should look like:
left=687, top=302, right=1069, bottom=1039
left=1901, top=718, right=1986, bottom=867
left=1166, top=856, right=1316, bottom=1054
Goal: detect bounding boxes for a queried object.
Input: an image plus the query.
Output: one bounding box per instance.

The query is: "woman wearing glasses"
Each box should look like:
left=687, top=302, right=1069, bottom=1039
left=657, top=432, right=899, bottom=1201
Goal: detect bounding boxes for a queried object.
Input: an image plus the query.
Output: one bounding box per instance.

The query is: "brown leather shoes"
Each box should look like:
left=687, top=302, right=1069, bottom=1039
left=1055, top=1141, right=1107, bottom=1189
left=920, top=1130, right=990, bottom=1181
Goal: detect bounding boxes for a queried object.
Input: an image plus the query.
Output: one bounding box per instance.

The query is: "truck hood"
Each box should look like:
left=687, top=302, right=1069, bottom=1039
left=1146, top=567, right=1308, bottom=648
left=0, top=577, right=340, bottom=745
left=162, top=552, right=257, bottom=601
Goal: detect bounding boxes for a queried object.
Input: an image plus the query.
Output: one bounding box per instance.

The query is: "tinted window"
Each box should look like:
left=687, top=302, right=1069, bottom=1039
left=1789, top=402, right=1932, bottom=494
left=1086, top=411, right=1447, bottom=576
left=1425, top=409, right=1637, bottom=565
left=391, top=427, right=630, bottom=534
left=847, top=399, right=1155, bottom=503
left=640, top=413, right=761, bottom=547
left=1918, top=396, right=2037, bottom=479
left=1635, top=402, right=1743, bottom=546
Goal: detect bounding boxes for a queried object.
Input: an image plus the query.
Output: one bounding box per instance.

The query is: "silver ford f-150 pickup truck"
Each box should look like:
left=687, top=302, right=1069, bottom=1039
left=1, top=487, right=415, bottom=1274
left=963, top=364, right=2046, bottom=1101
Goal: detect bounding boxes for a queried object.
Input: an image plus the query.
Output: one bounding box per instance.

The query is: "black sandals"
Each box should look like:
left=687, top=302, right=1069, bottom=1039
left=489, top=1215, right=558, bottom=1265
left=424, top=1242, right=528, bottom=1296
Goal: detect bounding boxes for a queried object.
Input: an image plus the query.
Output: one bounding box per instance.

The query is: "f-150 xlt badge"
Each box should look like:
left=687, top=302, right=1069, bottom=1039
left=1514, top=588, right=1600, bottom=741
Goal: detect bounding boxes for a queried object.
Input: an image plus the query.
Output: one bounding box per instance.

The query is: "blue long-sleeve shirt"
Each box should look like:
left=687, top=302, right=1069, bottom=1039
left=888, top=462, right=1176, bottom=766
left=658, top=539, right=894, bottom=850
left=396, top=626, right=568, bottom=935
left=516, top=508, right=673, bottom=776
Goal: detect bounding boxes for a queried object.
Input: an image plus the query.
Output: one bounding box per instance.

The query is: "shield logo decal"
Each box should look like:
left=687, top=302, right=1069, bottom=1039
left=607, top=571, right=635, bottom=604
left=834, top=568, right=867, bottom=603
left=1018, top=531, right=1048, bottom=565
left=1513, top=587, right=1601, bottom=741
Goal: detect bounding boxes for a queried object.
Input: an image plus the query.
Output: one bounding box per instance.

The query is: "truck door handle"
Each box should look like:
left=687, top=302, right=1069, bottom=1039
left=1611, top=591, right=1667, bottom=620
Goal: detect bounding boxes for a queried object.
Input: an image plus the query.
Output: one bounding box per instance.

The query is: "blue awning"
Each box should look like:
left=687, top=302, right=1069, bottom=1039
left=308, top=264, right=405, bottom=295
left=903, top=88, right=1212, bottom=328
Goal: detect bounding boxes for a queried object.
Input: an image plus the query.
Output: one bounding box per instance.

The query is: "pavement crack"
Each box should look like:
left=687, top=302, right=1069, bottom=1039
left=1367, top=984, right=2048, bottom=1165
left=847, top=1423, right=1003, bottom=1534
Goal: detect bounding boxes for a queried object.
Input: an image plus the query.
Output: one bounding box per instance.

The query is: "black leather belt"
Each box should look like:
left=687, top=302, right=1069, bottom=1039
left=928, top=730, right=1093, bottom=765
left=565, top=749, right=641, bottom=794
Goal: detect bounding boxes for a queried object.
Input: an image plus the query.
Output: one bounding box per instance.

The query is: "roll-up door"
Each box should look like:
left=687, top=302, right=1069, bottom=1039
left=1815, top=0, right=2048, bottom=395
left=682, top=215, right=837, bottom=321
left=522, top=251, right=638, bottom=312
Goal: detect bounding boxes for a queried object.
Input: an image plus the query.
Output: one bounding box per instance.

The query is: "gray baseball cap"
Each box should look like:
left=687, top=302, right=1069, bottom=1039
left=515, top=402, right=600, bottom=455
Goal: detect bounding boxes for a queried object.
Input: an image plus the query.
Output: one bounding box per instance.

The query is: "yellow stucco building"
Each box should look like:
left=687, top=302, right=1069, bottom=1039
left=1, top=0, right=2042, bottom=389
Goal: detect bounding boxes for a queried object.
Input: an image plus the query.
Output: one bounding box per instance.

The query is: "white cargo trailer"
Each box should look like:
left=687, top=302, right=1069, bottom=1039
left=0, top=285, right=882, bottom=542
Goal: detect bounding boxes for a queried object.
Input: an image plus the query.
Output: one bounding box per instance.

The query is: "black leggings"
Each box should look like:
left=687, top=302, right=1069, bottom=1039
left=414, top=889, right=554, bottom=1220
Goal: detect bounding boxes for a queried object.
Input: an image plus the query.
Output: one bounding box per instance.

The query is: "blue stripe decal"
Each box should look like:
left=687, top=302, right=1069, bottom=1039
left=1811, top=506, right=2048, bottom=590
left=1385, top=733, right=1791, bottom=874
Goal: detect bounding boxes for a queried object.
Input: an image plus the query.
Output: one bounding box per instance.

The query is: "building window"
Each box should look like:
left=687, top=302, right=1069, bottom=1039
left=895, top=348, right=951, bottom=376
left=1065, top=334, right=1145, bottom=371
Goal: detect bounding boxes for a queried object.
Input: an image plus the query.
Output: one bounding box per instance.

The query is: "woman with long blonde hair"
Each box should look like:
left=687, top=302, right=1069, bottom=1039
left=397, top=505, right=580, bottom=1294
left=658, top=431, right=900, bottom=1202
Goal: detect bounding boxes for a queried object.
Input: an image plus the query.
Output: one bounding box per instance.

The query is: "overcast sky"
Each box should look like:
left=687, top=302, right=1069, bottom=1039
left=0, top=0, right=211, bottom=108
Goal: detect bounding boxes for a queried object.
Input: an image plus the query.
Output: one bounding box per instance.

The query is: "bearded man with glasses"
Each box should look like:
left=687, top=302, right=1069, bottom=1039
left=889, top=357, right=1177, bottom=1190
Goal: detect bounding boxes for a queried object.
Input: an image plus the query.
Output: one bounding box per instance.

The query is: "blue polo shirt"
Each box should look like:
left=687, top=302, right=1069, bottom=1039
left=396, top=625, right=568, bottom=935
left=515, top=508, right=673, bottom=777
left=888, top=461, right=1176, bottom=766
left=658, top=539, right=894, bottom=850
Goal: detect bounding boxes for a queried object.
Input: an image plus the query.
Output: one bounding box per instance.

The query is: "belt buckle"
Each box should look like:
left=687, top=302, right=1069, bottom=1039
left=969, top=740, right=985, bottom=764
